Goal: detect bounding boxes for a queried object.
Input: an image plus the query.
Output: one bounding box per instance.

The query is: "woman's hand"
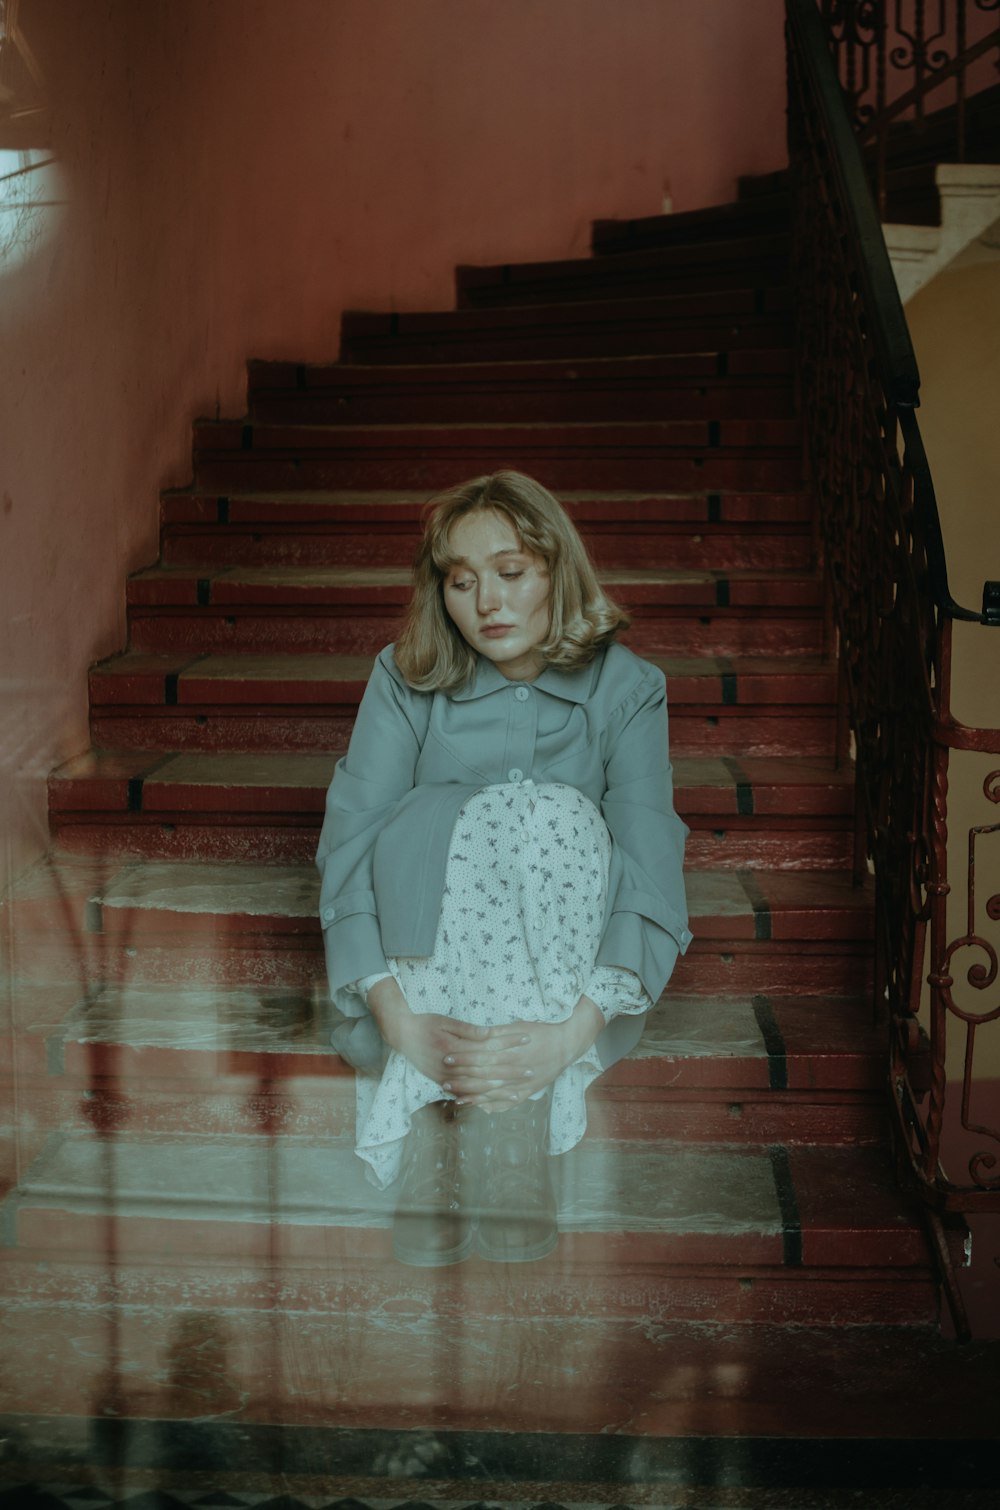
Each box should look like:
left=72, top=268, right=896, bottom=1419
left=442, top=995, right=606, bottom=1111
left=366, top=976, right=531, bottom=1091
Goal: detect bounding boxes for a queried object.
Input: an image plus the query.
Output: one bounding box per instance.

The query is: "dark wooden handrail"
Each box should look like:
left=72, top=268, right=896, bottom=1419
left=788, top=0, right=998, bottom=623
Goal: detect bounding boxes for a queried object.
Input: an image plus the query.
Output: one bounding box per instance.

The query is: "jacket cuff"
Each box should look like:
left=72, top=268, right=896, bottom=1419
left=322, top=912, right=389, bottom=1014
left=596, top=911, right=682, bottom=1005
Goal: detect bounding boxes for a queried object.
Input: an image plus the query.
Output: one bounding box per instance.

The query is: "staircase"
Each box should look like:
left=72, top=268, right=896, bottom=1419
left=1, top=186, right=965, bottom=1430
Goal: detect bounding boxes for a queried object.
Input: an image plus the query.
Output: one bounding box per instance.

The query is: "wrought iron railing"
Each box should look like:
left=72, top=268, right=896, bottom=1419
left=786, top=0, right=1000, bottom=1336
left=818, top=0, right=1000, bottom=212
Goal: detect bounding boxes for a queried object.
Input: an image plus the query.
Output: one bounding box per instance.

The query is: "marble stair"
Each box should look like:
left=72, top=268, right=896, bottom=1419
left=0, top=186, right=961, bottom=1426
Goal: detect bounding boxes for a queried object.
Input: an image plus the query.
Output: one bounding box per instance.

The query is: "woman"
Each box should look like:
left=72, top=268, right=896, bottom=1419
left=316, top=471, right=691, bottom=1267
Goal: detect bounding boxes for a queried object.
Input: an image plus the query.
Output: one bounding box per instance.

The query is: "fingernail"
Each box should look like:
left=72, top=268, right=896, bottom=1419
left=523, top=1070, right=533, bottom=1079
left=443, top=1055, right=455, bottom=1066
left=519, top=1036, right=530, bottom=1044
left=442, top=1082, right=452, bottom=1091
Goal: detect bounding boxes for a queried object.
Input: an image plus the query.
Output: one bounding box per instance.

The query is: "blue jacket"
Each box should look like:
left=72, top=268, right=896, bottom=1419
left=316, top=640, right=691, bottom=1020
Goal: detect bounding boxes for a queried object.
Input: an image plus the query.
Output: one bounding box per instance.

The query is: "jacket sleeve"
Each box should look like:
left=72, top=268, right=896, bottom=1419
left=315, top=648, right=428, bottom=1011
left=595, top=660, right=692, bottom=1003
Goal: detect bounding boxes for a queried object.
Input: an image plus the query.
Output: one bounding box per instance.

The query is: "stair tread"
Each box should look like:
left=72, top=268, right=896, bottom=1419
left=13, top=984, right=876, bottom=1081
left=341, top=288, right=790, bottom=329
left=4, top=1131, right=924, bottom=1259
left=193, top=418, right=801, bottom=447
left=66, top=857, right=872, bottom=937
left=50, top=749, right=854, bottom=816
left=162, top=485, right=811, bottom=519
left=591, top=195, right=791, bottom=251
left=88, top=651, right=839, bottom=719
left=127, top=562, right=822, bottom=608
left=92, top=648, right=836, bottom=678
left=461, top=229, right=790, bottom=278
left=248, top=350, right=795, bottom=387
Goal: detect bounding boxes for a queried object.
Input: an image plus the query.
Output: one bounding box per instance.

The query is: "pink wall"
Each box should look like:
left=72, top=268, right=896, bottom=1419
left=0, top=0, right=787, bottom=894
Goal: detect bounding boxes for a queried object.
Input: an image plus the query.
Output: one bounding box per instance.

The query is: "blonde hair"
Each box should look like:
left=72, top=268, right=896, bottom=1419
left=394, top=471, right=630, bottom=693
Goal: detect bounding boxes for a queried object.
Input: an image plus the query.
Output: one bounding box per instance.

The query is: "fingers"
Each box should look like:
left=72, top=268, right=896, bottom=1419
left=442, top=1067, right=534, bottom=1098
left=444, top=1020, right=493, bottom=1041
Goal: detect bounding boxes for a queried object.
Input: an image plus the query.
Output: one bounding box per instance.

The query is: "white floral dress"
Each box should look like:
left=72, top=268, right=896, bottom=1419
left=353, top=780, right=649, bottom=1188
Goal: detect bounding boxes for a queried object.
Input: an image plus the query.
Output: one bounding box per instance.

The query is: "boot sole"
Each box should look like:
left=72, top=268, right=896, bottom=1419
left=476, top=1225, right=559, bottom=1263
left=392, top=1227, right=477, bottom=1268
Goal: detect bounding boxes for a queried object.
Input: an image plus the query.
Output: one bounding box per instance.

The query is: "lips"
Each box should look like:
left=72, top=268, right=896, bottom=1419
left=481, top=624, right=514, bottom=637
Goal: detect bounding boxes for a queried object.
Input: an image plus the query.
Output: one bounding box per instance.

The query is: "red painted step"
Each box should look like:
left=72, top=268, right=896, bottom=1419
left=0, top=1127, right=951, bottom=1337
left=338, top=302, right=792, bottom=365
left=48, top=751, right=855, bottom=871
left=86, top=651, right=840, bottom=757
left=247, top=352, right=795, bottom=426
left=159, top=486, right=815, bottom=571
left=455, top=234, right=790, bottom=307
left=190, top=418, right=803, bottom=494
left=4, top=982, right=885, bottom=1147
left=7, top=854, right=873, bottom=997
left=590, top=193, right=791, bottom=254
left=122, top=564, right=824, bottom=659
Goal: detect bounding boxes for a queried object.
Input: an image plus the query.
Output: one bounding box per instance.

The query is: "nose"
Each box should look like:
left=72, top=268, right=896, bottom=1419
left=476, top=575, right=501, bottom=615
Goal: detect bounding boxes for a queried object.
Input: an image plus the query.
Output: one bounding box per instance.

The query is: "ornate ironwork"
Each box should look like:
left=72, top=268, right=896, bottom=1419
left=817, top=1, right=1000, bottom=210
left=787, top=0, right=1000, bottom=1337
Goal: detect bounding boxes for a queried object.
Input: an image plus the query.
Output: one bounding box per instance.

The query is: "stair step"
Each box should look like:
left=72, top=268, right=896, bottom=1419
left=49, top=750, right=854, bottom=871
left=190, top=418, right=803, bottom=493
left=7, top=984, right=885, bottom=1148
left=0, top=1132, right=933, bottom=1283
left=160, top=486, right=814, bottom=571
left=247, top=352, right=795, bottom=425
left=127, top=564, right=820, bottom=610
left=123, top=564, right=824, bottom=658
left=591, top=193, right=791, bottom=253
left=455, top=232, right=790, bottom=307
left=8, top=853, right=872, bottom=999
left=339, top=301, right=792, bottom=365
left=86, top=651, right=840, bottom=758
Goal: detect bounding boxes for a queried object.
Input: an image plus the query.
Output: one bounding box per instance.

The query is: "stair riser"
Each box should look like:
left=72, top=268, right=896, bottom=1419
left=191, top=455, right=804, bottom=493
left=5, top=1206, right=928, bottom=1269
left=159, top=527, right=815, bottom=572
left=9, top=1076, right=885, bottom=1147
left=13, top=939, right=872, bottom=998
left=0, top=1274, right=938, bottom=1364
left=456, top=264, right=791, bottom=309
left=89, top=711, right=839, bottom=759
left=456, top=237, right=790, bottom=289
left=250, top=385, right=794, bottom=426
left=591, top=200, right=789, bottom=253
left=339, top=323, right=792, bottom=365
left=340, top=291, right=789, bottom=341
left=49, top=818, right=853, bottom=872
left=126, top=612, right=824, bottom=660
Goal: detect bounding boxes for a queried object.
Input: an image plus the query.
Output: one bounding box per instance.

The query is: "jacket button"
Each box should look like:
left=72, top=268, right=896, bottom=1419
left=514, top=685, right=530, bottom=701
left=508, top=768, right=523, bottom=782
left=322, top=905, right=336, bottom=922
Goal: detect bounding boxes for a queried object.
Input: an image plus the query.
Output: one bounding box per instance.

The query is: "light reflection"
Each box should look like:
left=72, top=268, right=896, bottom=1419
left=0, top=146, right=64, bottom=275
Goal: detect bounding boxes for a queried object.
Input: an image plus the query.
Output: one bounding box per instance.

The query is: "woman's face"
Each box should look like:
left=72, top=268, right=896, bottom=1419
left=442, top=509, right=551, bottom=681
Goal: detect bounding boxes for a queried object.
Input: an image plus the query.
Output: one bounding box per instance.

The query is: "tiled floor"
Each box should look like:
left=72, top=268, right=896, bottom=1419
left=2, top=1412, right=999, bottom=1509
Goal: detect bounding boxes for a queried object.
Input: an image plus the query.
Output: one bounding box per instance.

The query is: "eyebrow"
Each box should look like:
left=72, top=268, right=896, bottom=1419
left=450, top=548, right=525, bottom=567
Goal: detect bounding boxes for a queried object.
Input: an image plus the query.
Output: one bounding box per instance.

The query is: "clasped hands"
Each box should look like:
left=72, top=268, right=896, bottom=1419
left=366, top=975, right=604, bottom=1111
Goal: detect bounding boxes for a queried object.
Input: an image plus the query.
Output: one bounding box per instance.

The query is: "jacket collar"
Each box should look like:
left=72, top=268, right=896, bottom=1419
left=451, top=650, right=602, bottom=704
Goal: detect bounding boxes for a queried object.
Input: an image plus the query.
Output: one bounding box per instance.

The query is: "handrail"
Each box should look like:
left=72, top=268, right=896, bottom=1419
left=790, top=0, right=997, bottom=623
left=786, top=0, right=1000, bottom=1340
left=819, top=0, right=1000, bottom=210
